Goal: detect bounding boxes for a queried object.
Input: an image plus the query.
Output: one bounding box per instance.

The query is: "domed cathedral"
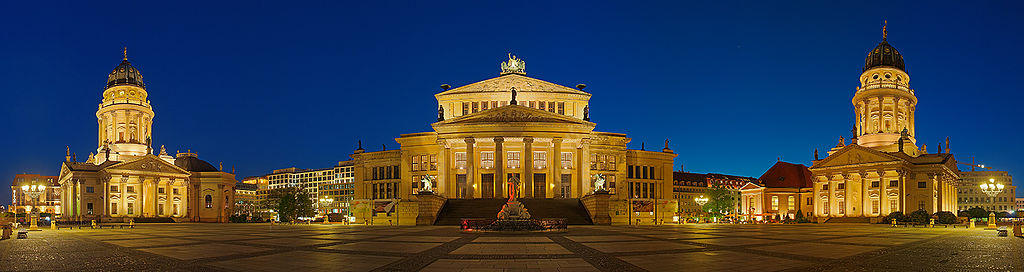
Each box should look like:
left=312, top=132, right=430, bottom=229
left=809, top=24, right=959, bottom=222
left=350, top=55, right=679, bottom=225
left=57, top=49, right=237, bottom=223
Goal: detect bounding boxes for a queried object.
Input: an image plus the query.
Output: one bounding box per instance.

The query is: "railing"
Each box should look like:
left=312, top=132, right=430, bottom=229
left=858, top=82, right=913, bottom=94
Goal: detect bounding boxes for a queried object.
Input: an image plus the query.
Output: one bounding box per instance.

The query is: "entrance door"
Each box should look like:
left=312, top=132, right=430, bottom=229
left=481, top=174, right=494, bottom=198
left=559, top=174, right=572, bottom=198
left=533, top=173, right=546, bottom=198
left=456, top=174, right=467, bottom=198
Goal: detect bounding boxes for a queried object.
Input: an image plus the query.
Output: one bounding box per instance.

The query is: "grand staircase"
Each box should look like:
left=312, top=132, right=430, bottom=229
left=434, top=198, right=593, bottom=225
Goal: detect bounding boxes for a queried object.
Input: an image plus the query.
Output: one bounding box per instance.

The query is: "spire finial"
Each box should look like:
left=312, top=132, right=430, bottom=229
left=123, top=47, right=128, bottom=61
left=882, top=20, right=888, bottom=41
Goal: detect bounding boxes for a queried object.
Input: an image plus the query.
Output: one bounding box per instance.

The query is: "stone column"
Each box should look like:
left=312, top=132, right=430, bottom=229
left=813, top=179, right=821, bottom=217
left=828, top=176, right=836, bottom=217
left=436, top=139, right=449, bottom=197
left=552, top=138, right=563, bottom=197
left=843, top=174, right=850, bottom=216
left=465, top=137, right=477, bottom=198
left=523, top=137, right=534, bottom=198
left=879, top=171, right=889, bottom=215
left=898, top=170, right=906, bottom=212
left=494, top=137, right=505, bottom=198
left=576, top=139, right=590, bottom=198
left=861, top=172, right=869, bottom=217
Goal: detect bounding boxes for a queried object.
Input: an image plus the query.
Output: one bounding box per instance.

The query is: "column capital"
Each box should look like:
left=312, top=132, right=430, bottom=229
left=522, top=137, right=534, bottom=144
left=464, top=137, right=476, bottom=144
left=552, top=137, right=563, bottom=144
left=493, top=137, right=505, bottom=143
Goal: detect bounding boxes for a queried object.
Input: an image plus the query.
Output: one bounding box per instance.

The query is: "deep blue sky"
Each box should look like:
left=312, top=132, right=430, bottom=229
left=3, top=1, right=1023, bottom=205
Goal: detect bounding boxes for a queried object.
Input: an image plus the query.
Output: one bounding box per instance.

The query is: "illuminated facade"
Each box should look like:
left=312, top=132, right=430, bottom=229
left=956, top=171, right=1016, bottom=213
left=9, top=174, right=60, bottom=214
left=57, top=51, right=237, bottom=223
left=741, top=162, right=815, bottom=221
left=810, top=28, right=959, bottom=220
left=350, top=55, right=678, bottom=225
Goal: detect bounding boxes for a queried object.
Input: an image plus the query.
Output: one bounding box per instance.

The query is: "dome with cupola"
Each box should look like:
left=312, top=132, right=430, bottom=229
left=106, top=49, right=145, bottom=89
left=863, top=40, right=905, bottom=72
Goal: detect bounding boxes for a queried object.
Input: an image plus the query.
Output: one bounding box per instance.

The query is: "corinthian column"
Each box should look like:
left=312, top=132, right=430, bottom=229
left=523, top=137, right=534, bottom=198
left=494, top=137, right=505, bottom=198
left=465, top=137, right=477, bottom=198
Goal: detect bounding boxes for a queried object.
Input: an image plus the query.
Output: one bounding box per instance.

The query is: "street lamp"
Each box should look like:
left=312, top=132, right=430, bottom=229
left=318, top=196, right=334, bottom=224
left=979, top=178, right=1005, bottom=229
left=695, top=195, right=709, bottom=223
left=21, top=184, right=46, bottom=230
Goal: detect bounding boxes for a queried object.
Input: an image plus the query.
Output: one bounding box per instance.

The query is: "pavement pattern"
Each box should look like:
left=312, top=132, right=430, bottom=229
left=1, top=223, right=1022, bottom=271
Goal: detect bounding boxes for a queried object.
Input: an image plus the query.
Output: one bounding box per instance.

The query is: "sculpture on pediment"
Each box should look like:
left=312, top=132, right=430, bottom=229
left=583, top=105, right=590, bottom=121
left=510, top=87, right=518, bottom=105
left=437, top=105, right=444, bottom=121
left=500, top=53, right=526, bottom=75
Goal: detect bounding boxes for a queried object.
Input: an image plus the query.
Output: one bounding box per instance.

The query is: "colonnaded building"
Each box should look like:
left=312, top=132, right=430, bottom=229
left=807, top=27, right=960, bottom=221
left=57, top=51, right=237, bottom=223
left=349, top=55, right=679, bottom=225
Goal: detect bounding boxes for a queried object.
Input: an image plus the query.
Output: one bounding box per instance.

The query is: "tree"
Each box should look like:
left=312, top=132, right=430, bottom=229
left=266, top=187, right=314, bottom=223
left=934, top=211, right=957, bottom=224
left=883, top=211, right=906, bottom=223
left=965, top=207, right=988, bottom=220
left=907, top=209, right=930, bottom=224
left=701, top=186, right=735, bottom=221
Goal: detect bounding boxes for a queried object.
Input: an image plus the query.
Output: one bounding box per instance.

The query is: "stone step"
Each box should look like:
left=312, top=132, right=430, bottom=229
left=434, top=198, right=593, bottom=225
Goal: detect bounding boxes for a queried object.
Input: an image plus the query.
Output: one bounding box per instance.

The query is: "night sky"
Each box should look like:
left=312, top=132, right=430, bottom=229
left=3, top=1, right=1023, bottom=206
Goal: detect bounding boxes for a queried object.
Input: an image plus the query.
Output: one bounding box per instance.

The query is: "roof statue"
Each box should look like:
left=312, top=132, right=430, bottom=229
left=500, top=53, right=526, bottom=75
left=882, top=20, right=888, bottom=41
left=583, top=105, right=590, bottom=121
left=814, top=148, right=819, bottom=160
left=437, top=105, right=444, bottom=121
left=510, top=87, right=518, bottom=105
left=123, top=47, right=128, bottom=61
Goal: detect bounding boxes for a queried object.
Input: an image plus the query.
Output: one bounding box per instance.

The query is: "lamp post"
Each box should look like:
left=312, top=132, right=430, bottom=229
left=21, top=184, right=46, bottom=230
left=980, top=178, right=1004, bottom=229
left=318, top=196, right=334, bottom=224
left=695, top=195, right=709, bottom=223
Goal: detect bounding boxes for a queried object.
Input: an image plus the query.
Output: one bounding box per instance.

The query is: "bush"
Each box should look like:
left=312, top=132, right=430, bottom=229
left=882, top=211, right=906, bottom=223
left=966, top=207, right=989, bottom=219
left=934, top=211, right=957, bottom=224
left=996, top=211, right=1011, bottom=218
left=907, top=210, right=930, bottom=224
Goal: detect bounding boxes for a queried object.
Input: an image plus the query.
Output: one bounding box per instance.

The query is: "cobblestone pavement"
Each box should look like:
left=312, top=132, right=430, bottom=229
left=1, top=223, right=1022, bottom=271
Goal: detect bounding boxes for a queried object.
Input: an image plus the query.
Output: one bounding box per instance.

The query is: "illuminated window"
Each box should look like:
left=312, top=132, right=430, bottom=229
left=787, top=196, right=795, bottom=211
left=889, top=180, right=898, bottom=187
left=491, top=101, right=498, bottom=109
left=822, top=199, right=829, bottom=215
left=480, top=151, right=494, bottom=169
left=481, top=101, right=489, bottom=110
left=472, top=102, right=479, bottom=113
left=205, top=195, right=213, bottom=208
left=455, top=152, right=466, bottom=169
left=608, top=156, right=616, bottom=169
left=539, top=101, right=546, bottom=111
left=590, top=154, right=598, bottom=170
left=548, top=102, right=556, bottom=112
left=529, top=101, right=536, bottom=108
left=560, top=152, right=572, bottom=169
left=430, top=155, right=437, bottom=170
left=872, top=199, right=879, bottom=214
left=507, top=151, right=520, bottom=169
left=771, top=196, right=779, bottom=210
left=838, top=200, right=845, bottom=215
left=871, top=181, right=879, bottom=188
left=558, top=102, right=565, bottom=114
left=462, top=102, right=469, bottom=115
left=837, top=183, right=845, bottom=190
left=111, top=203, right=118, bottom=214
left=127, top=202, right=134, bottom=215
left=158, top=187, right=165, bottom=194
left=533, top=151, right=546, bottom=169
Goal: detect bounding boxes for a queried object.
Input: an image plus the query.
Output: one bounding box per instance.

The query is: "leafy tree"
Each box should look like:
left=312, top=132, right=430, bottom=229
left=883, top=211, right=906, bottom=223
left=965, top=207, right=989, bottom=220
left=700, top=186, right=735, bottom=221
left=934, top=211, right=957, bottom=224
left=996, top=211, right=1011, bottom=218
left=266, top=187, right=314, bottom=223
left=907, top=209, right=930, bottom=224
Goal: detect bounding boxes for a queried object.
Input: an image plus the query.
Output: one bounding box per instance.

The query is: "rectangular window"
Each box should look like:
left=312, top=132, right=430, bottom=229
left=889, top=180, right=898, bottom=187
left=608, top=156, right=616, bottom=169
left=749, top=198, right=755, bottom=212
left=539, top=101, right=546, bottom=111
left=529, top=101, right=536, bottom=108
left=822, top=184, right=829, bottom=191
left=590, top=154, right=598, bottom=170
left=558, top=102, right=565, bottom=114
left=607, top=175, right=616, bottom=194
left=533, top=151, right=546, bottom=169
left=111, top=203, right=118, bottom=215
left=158, top=204, right=164, bottom=216
left=127, top=186, right=135, bottom=193
left=822, top=200, right=829, bottom=215
left=480, top=151, right=494, bottom=169
left=507, top=151, right=520, bottom=169
left=771, top=196, right=779, bottom=211
left=110, top=185, right=118, bottom=193
left=462, top=102, right=469, bottom=115
left=173, top=188, right=179, bottom=195
left=86, top=186, right=94, bottom=193
left=918, top=200, right=925, bottom=210
left=560, top=152, right=572, bottom=169
left=455, top=152, right=467, bottom=169
left=472, top=102, right=479, bottom=113
left=642, top=166, right=649, bottom=179
left=627, top=165, right=633, bottom=178
left=430, top=155, right=437, bottom=170
left=787, top=196, right=795, bottom=211
left=158, top=187, right=165, bottom=194
left=917, top=182, right=927, bottom=188
left=838, top=200, right=845, bottom=215
left=872, top=200, right=880, bottom=214
left=548, top=102, right=556, bottom=112
left=491, top=101, right=498, bottom=109
left=481, top=101, right=489, bottom=110
left=837, top=183, right=845, bottom=190
left=871, top=181, right=879, bottom=188
left=127, top=202, right=134, bottom=215
left=412, top=156, right=420, bottom=170
left=86, top=203, right=94, bottom=215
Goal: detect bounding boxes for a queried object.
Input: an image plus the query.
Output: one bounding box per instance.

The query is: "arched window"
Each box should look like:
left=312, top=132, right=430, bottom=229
left=205, top=195, right=213, bottom=208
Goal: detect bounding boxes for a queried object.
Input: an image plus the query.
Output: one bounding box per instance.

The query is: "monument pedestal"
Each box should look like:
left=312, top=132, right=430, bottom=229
left=581, top=191, right=612, bottom=225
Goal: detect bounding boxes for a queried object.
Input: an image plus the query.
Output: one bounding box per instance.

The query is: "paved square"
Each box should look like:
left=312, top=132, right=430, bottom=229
left=2, top=223, right=1021, bottom=271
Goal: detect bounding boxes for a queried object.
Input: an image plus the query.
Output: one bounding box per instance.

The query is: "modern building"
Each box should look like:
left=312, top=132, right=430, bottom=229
left=234, top=181, right=258, bottom=217
left=672, top=172, right=707, bottom=219
left=809, top=27, right=960, bottom=219
left=259, top=161, right=356, bottom=216
left=349, top=55, right=678, bottom=225
left=57, top=51, right=237, bottom=223
left=1017, top=197, right=1024, bottom=211
left=956, top=170, right=1016, bottom=213
left=705, top=173, right=757, bottom=215
left=741, top=161, right=815, bottom=221
left=9, top=174, right=60, bottom=214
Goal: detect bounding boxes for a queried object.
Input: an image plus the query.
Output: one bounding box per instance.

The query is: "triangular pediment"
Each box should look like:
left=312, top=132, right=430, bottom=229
left=436, top=74, right=591, bottom=96
left=812, top=144, right=904, bottom=169
left=434, top=104, right=594, bottom=126
left=104, top=154, right=191, bottom=175
left=739, top=182, right=763, bottom=190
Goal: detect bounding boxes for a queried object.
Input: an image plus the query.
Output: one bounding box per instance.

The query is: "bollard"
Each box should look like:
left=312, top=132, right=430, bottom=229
left=969, top=220, right=975, bottom=229
left=91, top=220, right=97, bottom=229
left=51, top=221, right=55, bottom=230
left=129, top=218, right=135, bottom=227
left=929, top=218, right=935, bottom=228
left=891, top=218, right=897, bottom=227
